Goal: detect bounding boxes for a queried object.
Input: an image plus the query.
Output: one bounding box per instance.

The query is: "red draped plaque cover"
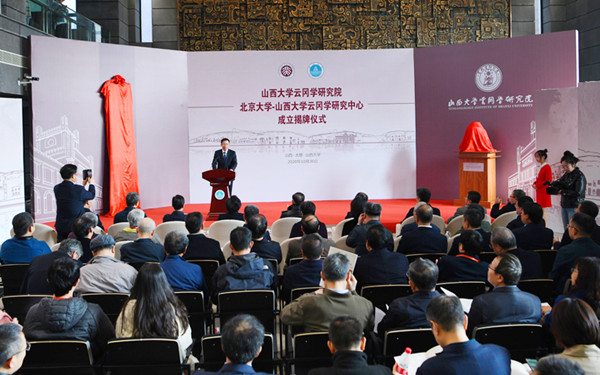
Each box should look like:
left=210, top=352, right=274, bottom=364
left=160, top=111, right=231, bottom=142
left=100, top=75, right=140, bottom=216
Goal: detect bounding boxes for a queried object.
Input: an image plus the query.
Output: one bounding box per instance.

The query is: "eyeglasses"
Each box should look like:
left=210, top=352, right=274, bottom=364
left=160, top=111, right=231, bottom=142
left=488, top=266, right=496, bottom=272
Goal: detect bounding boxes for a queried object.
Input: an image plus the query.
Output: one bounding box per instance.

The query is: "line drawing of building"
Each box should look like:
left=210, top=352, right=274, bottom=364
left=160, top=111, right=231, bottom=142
left=0, top=170, right=25, bottom=242
left=33, top=115, right=103, bottom=223
left=508, top=121, right=538, bottom=197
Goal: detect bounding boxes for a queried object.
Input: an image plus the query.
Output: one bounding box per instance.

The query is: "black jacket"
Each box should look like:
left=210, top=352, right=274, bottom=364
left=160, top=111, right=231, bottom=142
left=308, top=351, right=392, bottom=375
left=53, top=181, right=95, bottom=236
left=24, top=297, right=114, bottom=358
left=558, top=167, right=586, bottom=208
left=184, top=234, right=225, bottom=264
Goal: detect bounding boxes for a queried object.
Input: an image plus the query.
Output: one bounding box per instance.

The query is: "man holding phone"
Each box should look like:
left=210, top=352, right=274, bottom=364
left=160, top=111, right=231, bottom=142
left=54, top=164, right=95, bottom=241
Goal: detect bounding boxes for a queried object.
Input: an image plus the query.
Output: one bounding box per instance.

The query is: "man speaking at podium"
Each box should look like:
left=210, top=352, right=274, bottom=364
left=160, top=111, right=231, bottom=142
left=212, top=138, right=237, bottom=194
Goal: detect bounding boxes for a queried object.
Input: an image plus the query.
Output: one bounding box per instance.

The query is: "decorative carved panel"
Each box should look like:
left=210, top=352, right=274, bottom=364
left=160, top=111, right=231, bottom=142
left=177, top=0, right=509, bottom=51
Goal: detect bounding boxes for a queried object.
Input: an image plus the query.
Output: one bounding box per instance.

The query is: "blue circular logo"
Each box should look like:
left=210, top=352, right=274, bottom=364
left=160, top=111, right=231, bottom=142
left=308, top=63, right=323, bottom=79
left=215, top=190, right=225, bottom=200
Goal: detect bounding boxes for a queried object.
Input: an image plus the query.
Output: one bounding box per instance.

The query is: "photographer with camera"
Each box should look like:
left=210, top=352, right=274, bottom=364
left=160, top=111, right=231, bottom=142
left=54, top=164, right=95, bottom=241
left=545, top=151, right=587, bottom=229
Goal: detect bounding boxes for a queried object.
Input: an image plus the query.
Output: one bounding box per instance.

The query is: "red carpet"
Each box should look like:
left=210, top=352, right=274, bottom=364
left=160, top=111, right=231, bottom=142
left=84, top=199, right=464, bottom=233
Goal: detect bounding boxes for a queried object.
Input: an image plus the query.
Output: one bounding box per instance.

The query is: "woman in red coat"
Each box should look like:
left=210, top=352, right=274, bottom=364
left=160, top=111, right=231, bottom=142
left=533, top=149, right=552, bottom=208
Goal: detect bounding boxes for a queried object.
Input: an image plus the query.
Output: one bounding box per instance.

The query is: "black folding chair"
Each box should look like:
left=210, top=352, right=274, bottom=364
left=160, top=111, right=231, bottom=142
left=201, top=333, right=277, bottom=373
left=105, top=337, right=189, bottom=375
left=517, top=279, right=554, bottom=303
left=405, top=253, right=447, bottom=264
left=533, top=249, right=557, bottom=277
left=0, top=264, right=30, bottom=296
left=360, top=284, right=412, bottom=312
left=474, top=323, right=547, bottom=362
left=217, top=290, right=277, bottom=335
left=291, top=332, right=331, bottom=375
left=2, top=294, right=49, bottom=323
left=290, top=286, right=320, bottom=302
left=382, top=328, right=437, bottom=366
left=437, top=281, right=487, bottom=299
left=81, top=293, right=129, bottom=326
left=479, top=252, right=497, bottom=264
left=20, top=340, right=95, bottom=375
left=187, top=259, right=220, bottom=285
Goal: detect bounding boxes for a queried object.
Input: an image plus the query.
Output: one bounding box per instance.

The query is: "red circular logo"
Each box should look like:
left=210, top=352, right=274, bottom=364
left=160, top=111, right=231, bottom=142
left=280, top=64, right=294, bottom=78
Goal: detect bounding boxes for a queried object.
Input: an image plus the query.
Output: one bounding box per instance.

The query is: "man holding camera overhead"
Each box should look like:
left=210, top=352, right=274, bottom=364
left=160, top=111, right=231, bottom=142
left=54, top=164, right=95, bottom=241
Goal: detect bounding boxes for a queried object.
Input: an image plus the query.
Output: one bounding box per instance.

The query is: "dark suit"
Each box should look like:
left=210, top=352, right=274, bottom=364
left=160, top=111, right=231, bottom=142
left=416, top=339, right=510, bottom=375
left=378, top=290, right=440, bottom=336
left=467, top=285, right=541, bottom=336
left=289, top=221, right=328, bottom=239
left=84, top=208, right=104, bottom=230
left=308, top=351, right=392, bottom=375
left=77, top=237, right=93, bottom=263
left=507, top=248, right=542, bottom=280
left=490, top=202, right=515, bottom=219
left=162, top=211, right=186, bottom=223
left=251, top=239, right=282, bottom=263
left=212, top=149, right=238, bottom=171
left=437, top=254, right=489, bottom=282
left=54, top=181, right=95, bottom=240
left=119, top=238, right=165, bottom=263
left=513, top=222, right=553, bottom=250
left=21, top=251, right=71, bottom=294
left=184, top=234, right=225, bottom=264
left=403, top=206, right=441, bottom=221
left=550, top=237, right=600, bottom=284
left=448, top=228, right=491, bottom=256
left=193, top=363, right=270, bottom=375
left=281, top=258, right=323, bottom=302
left=346, top=220, right=394, bottom=256
left=341, top=218, right=358, bottom=237
left=399, top=222, right=440, bottom=236
left=555, top=224, right=600, bottom=249
left=217, top=212, right=244, bottom=221
left=507, top=216, right=524, bottom=231
left=353, top=248, right=408, bottom=290
left=113, top=206, right=135, bottom=224
left=398, top=226, right=447, bottom=255
left=280, top=204, right=302, bottom=218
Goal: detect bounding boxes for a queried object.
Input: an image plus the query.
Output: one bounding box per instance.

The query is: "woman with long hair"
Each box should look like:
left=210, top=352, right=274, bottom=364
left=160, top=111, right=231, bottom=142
left=543, top=257, right=600, bottom=326
left=115, top=263, right=192, bottom=361
left=556, top=151, right=587, bottom=229
left=532, top=149, right=552, bottom=209
left=549, top=297, right=600, bottom=375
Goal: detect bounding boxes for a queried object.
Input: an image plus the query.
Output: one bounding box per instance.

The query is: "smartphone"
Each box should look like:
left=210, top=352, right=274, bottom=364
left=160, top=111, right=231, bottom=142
left=83, top=169, right=92, bottom=180
left=525, top=358, right=538, bottom=371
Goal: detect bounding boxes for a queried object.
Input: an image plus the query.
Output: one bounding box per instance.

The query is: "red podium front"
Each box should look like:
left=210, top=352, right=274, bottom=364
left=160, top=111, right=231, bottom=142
left=202, top=169, right=235, bottom=220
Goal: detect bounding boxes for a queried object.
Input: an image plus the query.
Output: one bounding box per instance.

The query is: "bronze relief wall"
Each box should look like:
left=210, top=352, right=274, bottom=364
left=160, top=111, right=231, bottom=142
left=178, top=0, right=509, bottom=51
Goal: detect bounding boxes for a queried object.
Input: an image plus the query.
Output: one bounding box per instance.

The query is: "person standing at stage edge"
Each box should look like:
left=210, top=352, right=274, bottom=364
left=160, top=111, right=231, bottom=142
left=54, top=164, right=95, bottom=242
left=212, top=138, right=237, bottom=195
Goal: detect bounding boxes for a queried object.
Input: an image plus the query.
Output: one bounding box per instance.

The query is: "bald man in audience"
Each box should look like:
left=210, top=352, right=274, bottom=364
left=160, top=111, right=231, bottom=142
left=286, top=215, right=334, bottom=266
left=398, top=203, right=447, bottom=254
left=119, top=218, right=165, bottom=263
left=467, top=253, right=541, bottom=336
left=491, top=227, right=542, bottom=279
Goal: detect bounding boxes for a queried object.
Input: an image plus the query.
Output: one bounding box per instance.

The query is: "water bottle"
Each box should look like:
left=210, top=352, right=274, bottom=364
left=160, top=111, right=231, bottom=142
left=395, top=347, right=412, bottom=375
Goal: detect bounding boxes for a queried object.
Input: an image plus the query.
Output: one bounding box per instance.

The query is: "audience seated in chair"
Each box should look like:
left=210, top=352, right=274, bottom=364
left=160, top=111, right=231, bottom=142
left=192, top=314, right=270, bottom=375
left=398, top=203, right=447, bottom=254
left=0, top=323, right=28, bottom=374
left=467, top=253, right=541, bottom=336
left=533, top=355, right=585, bottom=375
left=280, top=192, right=305, bottom=219
left=545, top=297, right=600, bottom=375
left=491, top=227, right=542, bottom=280
left=83, top=200, right=104, bottom=232
left=24, top=257, right=114, bottom=359
left=116, top=263, right=193, bottom=361
left=243, top=205, right=271, bottom=242
left=0, top=212, right=51, bottom=264
left=75, top=234, right=138, bottom=294
left=507, top=196, right=534, bottom=231
left=282, top=233, right=324, bottom=303
left=248, top=214, right=282, bottom=263
left=114, top=191, right=144, bottom=224
left=120, top=218, right=165, bottom=263
left=447, top=190, right=485, bottom=224
left=403, top=187, right=441, bottom=221
left=448, top=207, right=491, bottom=256
left=308, top=315, right=391, bottom=375
left=163, top=194, right=187, bottom=223
left=555, top=200, right=600, bottom=249
left=378, top=258, right=440, bottom=336
left=490, top=189, right=525, bottom=219
left=286, top=215, right=335, bottom=266
left=160, top=231, right=209, bottom=295
left=281, top=253, right=374, bottom=332
left=512, top=202, right=553, bottom=250
left=550, top=213, right=600, bottom=289
left=346, top=202, right=393, bottom=256
left=211, top=227, right=277, bottom=305
left=399, top=202, right=441, bottom=237
left=217, top=195, right=244, bottom=221
left=68, top=212, right=101, bottom=240
left=183, top=212, right=225, bottom=264
left=342, top=193, right=368, bottom=237
left=71, top=215, right=95, bottom=263
left=415, top=295, right=511, bottom=375
left=353, top=225, right=408, bottom=291
left=438, top=230, right=489, bottom=282
left=21, top=238, right=82, bottom=294
left=290, top=201, right=328, bottom=239
left=114, top=209, right=145, bottom=243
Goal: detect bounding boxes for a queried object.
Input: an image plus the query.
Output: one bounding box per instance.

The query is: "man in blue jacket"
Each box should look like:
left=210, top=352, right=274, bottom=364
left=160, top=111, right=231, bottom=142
left=0, top=212, right=50, bottom=264
left=53, top=164, right=95, bottom=241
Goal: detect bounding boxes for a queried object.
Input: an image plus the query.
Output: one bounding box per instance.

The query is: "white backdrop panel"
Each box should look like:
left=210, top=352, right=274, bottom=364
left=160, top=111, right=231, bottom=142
left=187, top=49, right=416, bottom=203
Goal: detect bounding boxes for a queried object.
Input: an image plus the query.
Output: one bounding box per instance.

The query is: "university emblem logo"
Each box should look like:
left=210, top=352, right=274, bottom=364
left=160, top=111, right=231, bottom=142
left=280, top=64, right=294, bottom=79
left=475, top=64, right=502, bottom=92
left=215, top=190, right=225, bottom=200
left=308, top=63, right=323, bottom=79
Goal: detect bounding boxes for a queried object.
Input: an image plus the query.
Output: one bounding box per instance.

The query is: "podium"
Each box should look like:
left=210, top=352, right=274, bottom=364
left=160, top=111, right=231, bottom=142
left=454, top=152, right=500, bottom=209
left=202, top=169, right=235, bottom=220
